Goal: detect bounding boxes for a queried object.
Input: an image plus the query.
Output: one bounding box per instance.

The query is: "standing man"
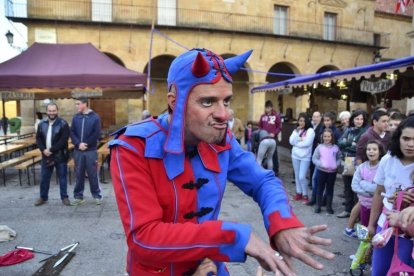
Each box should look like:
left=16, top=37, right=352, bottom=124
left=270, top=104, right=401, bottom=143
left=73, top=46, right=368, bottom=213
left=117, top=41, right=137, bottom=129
left=259, top=100, right=282, bottom=176
left=306, top=111, right=323, bottom=205
left=110, top=49, right=334, bottom=275
left=34, top=103, right=70, bottom=206
left=70, top=97, right=102, bottom=206
left=228, top=109, right=245, bottom=144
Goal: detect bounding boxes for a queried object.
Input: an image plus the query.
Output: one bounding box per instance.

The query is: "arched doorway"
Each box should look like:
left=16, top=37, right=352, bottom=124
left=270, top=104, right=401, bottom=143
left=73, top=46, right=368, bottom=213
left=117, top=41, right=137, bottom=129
left=88, top=52, right=128, bottom=129
left=266, top=62, right=299, bottom=120
left=221, top=53, right=250, bottom=123
left=143, top=55, right=175, bottom=116
left=311, top=64, right=341, bottom=114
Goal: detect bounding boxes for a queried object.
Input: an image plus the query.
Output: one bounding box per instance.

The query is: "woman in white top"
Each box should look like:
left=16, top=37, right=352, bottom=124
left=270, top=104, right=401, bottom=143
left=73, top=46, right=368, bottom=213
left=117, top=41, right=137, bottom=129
left=289, top=112, right=315, bottom=203
left=368, top=116, right=414, bottom=275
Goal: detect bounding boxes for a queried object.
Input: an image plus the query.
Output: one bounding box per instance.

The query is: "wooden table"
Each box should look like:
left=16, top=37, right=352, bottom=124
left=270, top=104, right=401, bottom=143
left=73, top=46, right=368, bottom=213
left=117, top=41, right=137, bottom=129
left=0, top=144, right=28, bottom=157
left=10, top=137, right=36, bottom=146
left=24, top=143, right=74, bottom=158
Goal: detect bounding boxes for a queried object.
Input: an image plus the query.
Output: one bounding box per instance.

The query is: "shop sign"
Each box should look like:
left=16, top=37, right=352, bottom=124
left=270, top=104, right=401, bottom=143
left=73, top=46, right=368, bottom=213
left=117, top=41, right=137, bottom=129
left=360, top=79, right=395, bottom=94
left=71, top=88, right=103, bottom=98
left=0, top=91, right=35, bottom=100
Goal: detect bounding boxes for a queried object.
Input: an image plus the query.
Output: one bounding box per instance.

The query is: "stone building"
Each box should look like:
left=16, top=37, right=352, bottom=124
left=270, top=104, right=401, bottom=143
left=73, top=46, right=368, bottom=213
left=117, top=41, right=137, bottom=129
left=5, top=0, right=411, bottom=128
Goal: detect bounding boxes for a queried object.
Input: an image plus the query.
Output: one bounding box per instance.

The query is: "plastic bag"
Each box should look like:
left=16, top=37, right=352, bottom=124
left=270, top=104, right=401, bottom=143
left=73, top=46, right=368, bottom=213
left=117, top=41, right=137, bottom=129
left=372, top=227, right=394, bottom=248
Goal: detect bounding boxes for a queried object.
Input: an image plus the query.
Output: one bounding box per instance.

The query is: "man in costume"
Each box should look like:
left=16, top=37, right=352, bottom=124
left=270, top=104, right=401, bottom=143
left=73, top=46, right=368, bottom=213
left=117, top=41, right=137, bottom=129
left=110, top=48, right=334, bottom=275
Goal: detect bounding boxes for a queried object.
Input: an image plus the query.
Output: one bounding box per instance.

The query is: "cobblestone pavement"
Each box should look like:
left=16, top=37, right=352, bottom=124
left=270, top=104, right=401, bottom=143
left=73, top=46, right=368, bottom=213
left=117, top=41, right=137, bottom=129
left=0, top=147, right=361, bottom=276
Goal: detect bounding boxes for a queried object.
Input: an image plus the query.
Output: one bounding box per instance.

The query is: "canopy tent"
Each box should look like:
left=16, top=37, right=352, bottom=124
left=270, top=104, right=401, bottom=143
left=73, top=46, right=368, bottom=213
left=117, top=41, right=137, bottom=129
left=0, top=42, right=147, bottom=98
left=251, top=55, right=414, bottom=94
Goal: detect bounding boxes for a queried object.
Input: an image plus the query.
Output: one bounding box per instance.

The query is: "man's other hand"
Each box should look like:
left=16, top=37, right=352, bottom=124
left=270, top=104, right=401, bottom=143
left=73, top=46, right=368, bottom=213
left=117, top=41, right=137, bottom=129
left=272, top=225, right=334, bottom=270
left=245, top=232, right=296, bottom=275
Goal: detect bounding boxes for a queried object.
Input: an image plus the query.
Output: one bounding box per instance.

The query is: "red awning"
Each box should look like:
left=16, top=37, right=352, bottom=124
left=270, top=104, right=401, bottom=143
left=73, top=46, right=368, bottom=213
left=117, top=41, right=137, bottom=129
left=0, top=43, right=146, bottom=92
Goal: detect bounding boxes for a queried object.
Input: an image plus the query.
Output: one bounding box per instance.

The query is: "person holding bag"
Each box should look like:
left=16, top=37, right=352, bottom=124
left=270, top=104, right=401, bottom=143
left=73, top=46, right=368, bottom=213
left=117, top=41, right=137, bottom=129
left=337, top=109, right=368, bottom=219
left=368, top=116, right=414, bottom=275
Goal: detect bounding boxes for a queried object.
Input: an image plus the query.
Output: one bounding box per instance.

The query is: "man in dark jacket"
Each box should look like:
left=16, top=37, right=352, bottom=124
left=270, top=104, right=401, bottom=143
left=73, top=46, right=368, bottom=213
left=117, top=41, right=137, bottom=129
left=70, top=97, right=102, bottom=206
left=35, top=103, right=70, bottom=206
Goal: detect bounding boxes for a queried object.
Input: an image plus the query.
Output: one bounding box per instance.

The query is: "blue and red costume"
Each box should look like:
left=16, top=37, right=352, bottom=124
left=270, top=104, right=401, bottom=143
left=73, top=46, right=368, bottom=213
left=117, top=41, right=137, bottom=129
left=110, top=48, right=303, bottom=275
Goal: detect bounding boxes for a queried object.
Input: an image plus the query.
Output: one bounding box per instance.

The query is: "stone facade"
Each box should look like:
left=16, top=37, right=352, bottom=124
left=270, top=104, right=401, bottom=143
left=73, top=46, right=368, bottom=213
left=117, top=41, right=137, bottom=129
left=7, top=0, right=412, bottom=127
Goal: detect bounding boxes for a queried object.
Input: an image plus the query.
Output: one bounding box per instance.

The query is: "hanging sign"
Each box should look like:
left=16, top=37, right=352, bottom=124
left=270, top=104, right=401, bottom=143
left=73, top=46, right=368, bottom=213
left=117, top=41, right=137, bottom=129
left=360, top=79, right=395, bottom=94
left=71, top=88, right=103, bottom=98
left=0, top=91, right=35, bottom=100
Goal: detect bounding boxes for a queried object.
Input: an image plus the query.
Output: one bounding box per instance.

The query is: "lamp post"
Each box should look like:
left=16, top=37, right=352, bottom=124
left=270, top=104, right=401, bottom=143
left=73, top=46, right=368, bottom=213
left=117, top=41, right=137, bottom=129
left=5, top=30, right=26, bottom=52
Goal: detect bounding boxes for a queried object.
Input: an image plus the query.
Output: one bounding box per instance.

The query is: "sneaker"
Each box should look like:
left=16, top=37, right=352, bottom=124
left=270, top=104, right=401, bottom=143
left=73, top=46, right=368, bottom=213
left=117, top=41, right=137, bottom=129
left=34, top=198, right=47, bottom=206
left=62, top=198, right=71, bottom=206
left=293, top=193, right=302, bottom=201
left=71, top=198, right=85, bottom=206
left=344, top=228, right=358, bottom=238
left=337, top=211, right=350, bottom=218
left=302, top=196, right=309, bottom=204
left=95, top=198, right=103, bottom=205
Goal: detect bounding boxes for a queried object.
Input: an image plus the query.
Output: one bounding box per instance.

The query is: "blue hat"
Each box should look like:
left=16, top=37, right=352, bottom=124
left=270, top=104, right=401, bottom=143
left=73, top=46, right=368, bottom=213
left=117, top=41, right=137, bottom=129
left=165, top=48, right=252, bottom=155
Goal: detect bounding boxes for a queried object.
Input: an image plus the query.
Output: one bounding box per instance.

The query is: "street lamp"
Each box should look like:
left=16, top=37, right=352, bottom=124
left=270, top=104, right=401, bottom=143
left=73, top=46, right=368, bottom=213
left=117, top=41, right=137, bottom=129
left=5, top=30, right=25, bottom=52
left=5, top=30, right=14, bottom=45
left=373, top=50, right=382, bottom=63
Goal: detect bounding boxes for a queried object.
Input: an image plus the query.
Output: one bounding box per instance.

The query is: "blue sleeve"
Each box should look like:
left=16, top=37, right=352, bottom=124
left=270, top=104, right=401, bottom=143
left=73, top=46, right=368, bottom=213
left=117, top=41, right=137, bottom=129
left=70, top=117, right=80, bottom=147
left=226, top=136, right=302, bottom=237
left=84, top=115, right=101, bottom=146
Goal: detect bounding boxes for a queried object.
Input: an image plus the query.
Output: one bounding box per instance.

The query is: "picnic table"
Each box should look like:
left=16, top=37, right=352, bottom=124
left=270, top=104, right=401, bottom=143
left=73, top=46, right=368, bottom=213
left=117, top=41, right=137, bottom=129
left=0, top=144, right=28, bottom=157
left=10, top=136, right=36, bottom=146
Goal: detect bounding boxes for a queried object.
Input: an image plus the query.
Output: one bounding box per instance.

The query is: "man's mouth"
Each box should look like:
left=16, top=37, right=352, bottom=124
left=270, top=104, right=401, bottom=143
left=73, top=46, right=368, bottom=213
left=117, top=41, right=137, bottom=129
left=211, top=123, right=227, bottom=129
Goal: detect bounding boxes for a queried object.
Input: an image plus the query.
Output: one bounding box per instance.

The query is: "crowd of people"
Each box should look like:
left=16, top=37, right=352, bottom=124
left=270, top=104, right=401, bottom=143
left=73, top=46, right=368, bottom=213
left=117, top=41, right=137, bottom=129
left=236, top=100, right=414, bottom=274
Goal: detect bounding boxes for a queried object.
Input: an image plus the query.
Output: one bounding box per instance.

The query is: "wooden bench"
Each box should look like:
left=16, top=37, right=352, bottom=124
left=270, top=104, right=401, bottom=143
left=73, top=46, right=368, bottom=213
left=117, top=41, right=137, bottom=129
left=15, top=156, right=42, bottom=186
left=0, top=155, right=34, bottom=186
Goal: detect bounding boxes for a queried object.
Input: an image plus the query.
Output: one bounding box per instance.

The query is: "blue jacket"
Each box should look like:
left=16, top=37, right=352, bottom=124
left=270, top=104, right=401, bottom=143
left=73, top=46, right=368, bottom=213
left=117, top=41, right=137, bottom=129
left=70, top=110, right=101, bottom=151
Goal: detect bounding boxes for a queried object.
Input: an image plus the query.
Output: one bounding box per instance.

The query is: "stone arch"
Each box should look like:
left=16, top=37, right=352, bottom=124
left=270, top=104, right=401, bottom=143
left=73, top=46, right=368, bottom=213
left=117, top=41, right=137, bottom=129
left=316, top=65, right=339, bottom=73
left=103, top=52, right=125, bottom=67
left=143, top=55, right=176, bottom=115
left=221, top=53, right=251, bottom=123
left=266, top=62, right=301, bottom=118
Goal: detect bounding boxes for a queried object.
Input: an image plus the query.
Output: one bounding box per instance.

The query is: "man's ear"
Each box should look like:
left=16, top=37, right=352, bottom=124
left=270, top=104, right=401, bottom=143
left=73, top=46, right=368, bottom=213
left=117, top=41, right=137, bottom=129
left=167, top=92, right=176, bottom=112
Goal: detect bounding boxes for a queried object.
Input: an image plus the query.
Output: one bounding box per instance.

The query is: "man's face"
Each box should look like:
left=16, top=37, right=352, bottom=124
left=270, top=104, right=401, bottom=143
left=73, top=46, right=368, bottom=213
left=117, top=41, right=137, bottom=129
left=265, top=106, right=272, bottom=115
left=75, top=100, right=87, bottom=113
left=312, top=112, right=321, bottom=125
left=373, top=115, right=389, bottom=133
left=389, top=120, right=402, bottom=133
left=323, top=117, right=332, bottom=128
left=46, top=105, right=58, bottom=121
left=184, top=78, right=232, bottom=145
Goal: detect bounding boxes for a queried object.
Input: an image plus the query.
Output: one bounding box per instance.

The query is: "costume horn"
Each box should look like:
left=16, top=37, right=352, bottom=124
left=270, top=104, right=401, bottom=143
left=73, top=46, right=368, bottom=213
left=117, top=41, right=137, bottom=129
left=191, top=52, right=210, bottom=77
left=224, top=50, right=253, bottom=75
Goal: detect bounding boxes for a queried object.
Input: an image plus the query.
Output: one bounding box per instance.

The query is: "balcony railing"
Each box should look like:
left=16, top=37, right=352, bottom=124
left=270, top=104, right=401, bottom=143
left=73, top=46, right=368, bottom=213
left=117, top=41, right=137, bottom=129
left=5, top=0, right=390, bottom=48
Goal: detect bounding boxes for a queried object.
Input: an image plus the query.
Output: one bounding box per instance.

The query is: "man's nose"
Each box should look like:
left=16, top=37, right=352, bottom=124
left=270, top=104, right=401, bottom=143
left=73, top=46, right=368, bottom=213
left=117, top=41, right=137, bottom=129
left=213, top=104, right=229, bottom=121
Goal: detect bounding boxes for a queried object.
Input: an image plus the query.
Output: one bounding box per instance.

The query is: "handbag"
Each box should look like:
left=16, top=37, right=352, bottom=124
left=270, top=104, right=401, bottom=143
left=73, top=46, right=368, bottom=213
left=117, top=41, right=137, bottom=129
left=342, top=156, right=355, bottom=176
left=387, top=190, right=414, bottom=276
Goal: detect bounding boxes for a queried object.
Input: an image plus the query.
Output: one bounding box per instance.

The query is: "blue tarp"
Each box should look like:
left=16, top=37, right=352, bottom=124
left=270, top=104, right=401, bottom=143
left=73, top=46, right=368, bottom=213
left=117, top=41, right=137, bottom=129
left=251, top=55, right=414, bottom=93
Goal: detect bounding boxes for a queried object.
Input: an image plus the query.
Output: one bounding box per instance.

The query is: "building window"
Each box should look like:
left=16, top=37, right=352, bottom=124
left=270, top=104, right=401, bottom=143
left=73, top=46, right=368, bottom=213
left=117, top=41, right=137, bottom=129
left=323, top=12, right=337, bottom=41
left=274, top=5, right=288, bottom=35
left=157, top=0, right=176, bottom=26
left=92, top=0, right=112, bottom=22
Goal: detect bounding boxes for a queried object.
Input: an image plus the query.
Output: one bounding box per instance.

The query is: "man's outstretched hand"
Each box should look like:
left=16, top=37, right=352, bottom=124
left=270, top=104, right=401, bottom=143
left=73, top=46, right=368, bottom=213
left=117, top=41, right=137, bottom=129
left=272, top=225, right=335, bottom=270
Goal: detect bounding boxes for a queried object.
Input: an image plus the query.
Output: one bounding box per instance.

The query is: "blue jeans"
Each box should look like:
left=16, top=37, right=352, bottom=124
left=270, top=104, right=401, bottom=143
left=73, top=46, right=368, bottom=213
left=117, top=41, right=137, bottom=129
left=40, top=159, right=68, bottom=200
left=73, top=150, right=102, bottom=199
left=291, top=158, right=310, bottom=196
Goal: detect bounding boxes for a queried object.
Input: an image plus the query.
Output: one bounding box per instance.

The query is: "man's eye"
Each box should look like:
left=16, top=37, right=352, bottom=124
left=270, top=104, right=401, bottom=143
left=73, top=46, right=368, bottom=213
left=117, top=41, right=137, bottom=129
left=201, top=99, right=212, bottom=107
